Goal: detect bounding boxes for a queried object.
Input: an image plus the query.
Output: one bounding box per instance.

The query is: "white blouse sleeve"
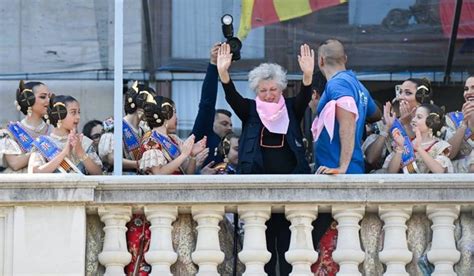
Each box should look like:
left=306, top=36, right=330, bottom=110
left=27, top=151, right=46, bottom=173
left=98, top=132, right=113, bottom=159
left=139, top=149, right=167, bottom=172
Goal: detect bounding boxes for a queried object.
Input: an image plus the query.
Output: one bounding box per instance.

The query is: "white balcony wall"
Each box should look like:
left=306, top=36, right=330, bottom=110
left=0, top=174, right=472, bottom=275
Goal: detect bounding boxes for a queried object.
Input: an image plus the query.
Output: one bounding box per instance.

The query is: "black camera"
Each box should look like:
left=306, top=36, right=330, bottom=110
left=221, top=14, right=242, bottom=61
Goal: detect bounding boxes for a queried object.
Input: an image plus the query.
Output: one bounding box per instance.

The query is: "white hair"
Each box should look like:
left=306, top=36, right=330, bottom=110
left=248, top=63, right=287, bottom=93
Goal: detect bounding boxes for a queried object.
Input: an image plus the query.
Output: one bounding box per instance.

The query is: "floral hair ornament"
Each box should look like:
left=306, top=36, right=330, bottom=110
left=128, top=81, right=139, bottom=108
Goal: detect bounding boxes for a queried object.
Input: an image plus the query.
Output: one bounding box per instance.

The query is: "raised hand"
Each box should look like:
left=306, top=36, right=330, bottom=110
left=383, top=102, right=396, bottom=131
left=210, top=42, right=221, bottom=65
left=298, top=44, right=315, bottom=85
left=217, top=43, right=232, bottom=74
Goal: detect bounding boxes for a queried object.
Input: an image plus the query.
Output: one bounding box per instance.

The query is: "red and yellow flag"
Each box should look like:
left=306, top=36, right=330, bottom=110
left=238, top=0, right=347, bottom=40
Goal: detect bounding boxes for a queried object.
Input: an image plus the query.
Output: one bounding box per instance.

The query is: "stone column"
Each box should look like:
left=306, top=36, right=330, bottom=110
left=379, top=206, right=413, bottom=276
left=144, top=206, right=178, bottom=276
left=332, top=206, right=365, bottom=276
left=238, top=205, right=272, bottom=276
left=98, top=206, right=132, bottom=276
left=427, top=205, right=460, bottom=276
left=284, top=204, right=318, bottom=276
left=191, top=205, right=225, bottom=276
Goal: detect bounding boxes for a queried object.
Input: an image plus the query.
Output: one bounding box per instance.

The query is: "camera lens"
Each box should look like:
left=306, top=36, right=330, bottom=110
left=227, top=37, right=242, bottom=61
left=220, top=14, right=242, bottom=60
left=221, top=14, right=233, bottom=25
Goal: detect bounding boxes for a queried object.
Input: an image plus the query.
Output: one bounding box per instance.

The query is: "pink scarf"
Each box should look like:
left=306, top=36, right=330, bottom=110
left=311, top=96, right=359, bottom=142
left=255, top=96, right=289, bottom=134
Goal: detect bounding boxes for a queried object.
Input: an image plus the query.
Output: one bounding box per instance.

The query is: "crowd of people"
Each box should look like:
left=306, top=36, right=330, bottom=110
left=1, top=39, right=473, bottom=275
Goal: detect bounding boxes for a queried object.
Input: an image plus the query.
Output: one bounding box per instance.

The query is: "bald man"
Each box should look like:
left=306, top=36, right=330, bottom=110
left=312, top=39, right=381, bottom=174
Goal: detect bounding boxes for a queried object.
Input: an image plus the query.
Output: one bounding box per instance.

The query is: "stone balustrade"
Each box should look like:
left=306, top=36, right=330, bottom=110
left=0, top=174, right=473, bottom=275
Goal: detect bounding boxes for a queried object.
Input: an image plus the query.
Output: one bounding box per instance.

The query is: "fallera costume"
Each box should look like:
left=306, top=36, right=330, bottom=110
left=28, top=133, right=102, bottom=174
left=0, top=119, right=53, bottom=173
left=444, top=112, right=474, bottom=173
left=382, top=138, right=453, bottom=173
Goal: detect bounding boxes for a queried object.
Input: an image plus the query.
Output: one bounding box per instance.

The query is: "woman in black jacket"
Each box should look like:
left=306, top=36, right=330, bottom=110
left=217, top=43, right=315, bottom=275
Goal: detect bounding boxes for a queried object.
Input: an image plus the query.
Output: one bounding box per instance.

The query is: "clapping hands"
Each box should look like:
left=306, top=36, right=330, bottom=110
left=192, top=136, right=207, bottom=157
left=383, top=102, right=396, bottom=131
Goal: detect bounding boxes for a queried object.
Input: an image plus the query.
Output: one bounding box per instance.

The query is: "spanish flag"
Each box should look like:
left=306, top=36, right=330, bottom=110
left=238, top=0, right=347, bottom=40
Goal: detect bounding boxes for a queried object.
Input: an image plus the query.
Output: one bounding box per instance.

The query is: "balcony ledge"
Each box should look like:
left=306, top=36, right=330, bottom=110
left=0, top=174, right=472, bottom=209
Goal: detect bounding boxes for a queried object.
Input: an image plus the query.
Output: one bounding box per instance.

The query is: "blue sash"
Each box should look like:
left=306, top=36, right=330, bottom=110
left=122, top=120, right=141, bottom=159
left=33, top=136, right=81, bottom=173
left=34, top=136, right=61, bottom=160
left=447, top=111, right=472, bottom=140
left=390, top=119, right=418, bottom=173
left=151, top=131, right=181, bottom=160
left=6, top=122, right=35, bottom=153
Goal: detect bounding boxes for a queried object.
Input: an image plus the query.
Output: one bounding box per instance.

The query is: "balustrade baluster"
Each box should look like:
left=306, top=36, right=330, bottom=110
left=284, top=204, right=318, bottom=276
left=144, top=206, right=178, bottom=276
left=191, top=205, right=225, bottom=276
left=98, top=206, right=132, bottom=276
left=332, top=206, right=365, bottom=276
left=427, top=205, right=460, bottom=276
left=238, top=205, right=272, bottom=276
left=379, top=207, right=413, bottom=276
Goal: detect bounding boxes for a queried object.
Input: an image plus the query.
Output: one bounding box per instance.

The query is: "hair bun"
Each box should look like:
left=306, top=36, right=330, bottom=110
left=124, top=81, right=140, bottom=114
left=49, top=102, right=68, bottom=123
left=16, top=80, right=37, bottom=114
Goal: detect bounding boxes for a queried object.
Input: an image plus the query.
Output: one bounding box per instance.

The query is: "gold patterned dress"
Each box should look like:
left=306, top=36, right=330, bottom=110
left=0, top=119, right=52, bottom=173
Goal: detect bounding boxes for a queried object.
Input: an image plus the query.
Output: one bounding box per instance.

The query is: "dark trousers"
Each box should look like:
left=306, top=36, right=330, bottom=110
left=264, top=213, right=292, bottom=276
left=264, top=213, right=334, bottom=276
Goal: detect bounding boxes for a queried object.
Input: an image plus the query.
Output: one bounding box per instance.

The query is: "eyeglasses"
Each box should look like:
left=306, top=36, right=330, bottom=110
left=90, top=133, right=103, bottom=140
left=260, top=128, right=285, bottom=148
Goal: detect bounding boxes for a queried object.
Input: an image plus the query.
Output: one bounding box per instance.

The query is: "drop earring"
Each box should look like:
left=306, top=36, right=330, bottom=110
left=27, top=106, right=33, bottom=117
left=57, top=119, right=62, bottom=129
left=14, top=101, right=21, bottom=111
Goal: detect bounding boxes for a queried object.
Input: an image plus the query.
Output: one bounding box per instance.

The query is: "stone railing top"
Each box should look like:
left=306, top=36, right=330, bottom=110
left=0, top=174, right=473, bottom=208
